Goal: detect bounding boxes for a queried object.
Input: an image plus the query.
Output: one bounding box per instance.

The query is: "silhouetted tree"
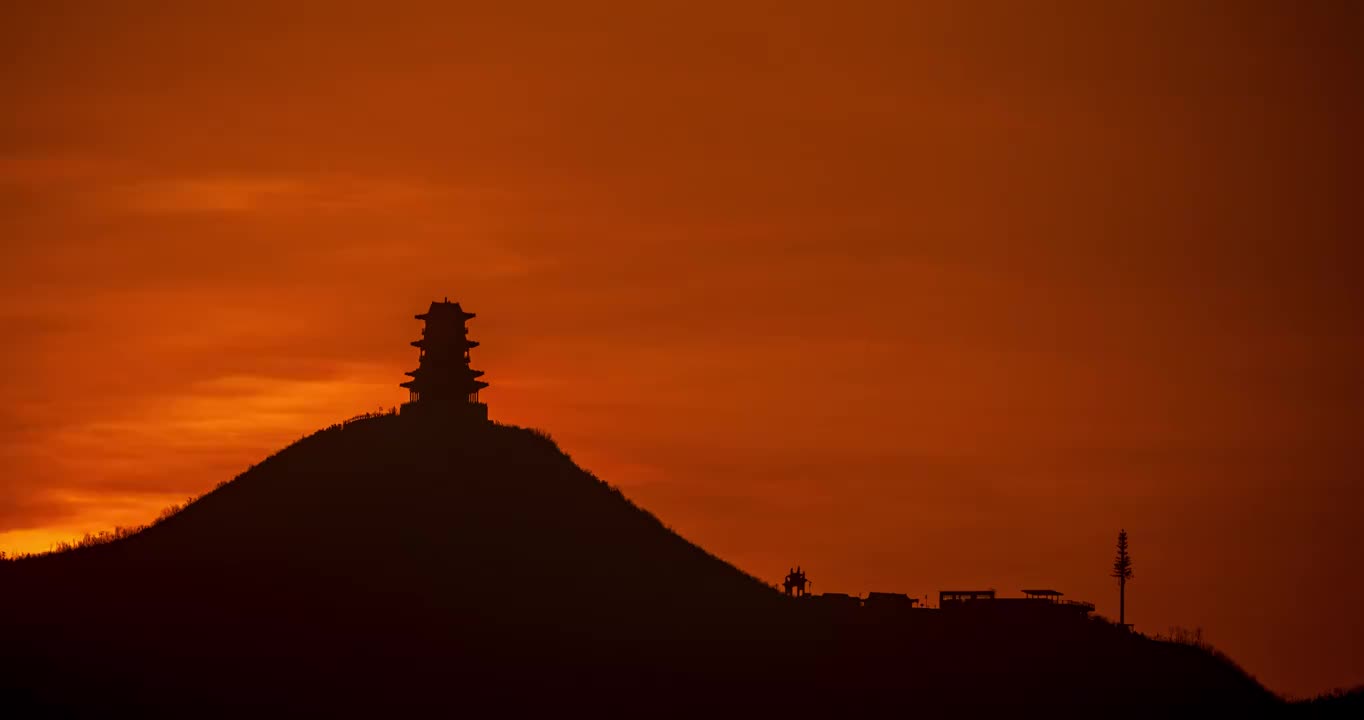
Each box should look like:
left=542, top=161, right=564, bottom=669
left=1112, top=529, right=1134, bottom=625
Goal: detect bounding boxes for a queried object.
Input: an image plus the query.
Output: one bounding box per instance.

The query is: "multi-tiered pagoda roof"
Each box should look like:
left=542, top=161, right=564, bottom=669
left=400, top=299, right=488, bottom=418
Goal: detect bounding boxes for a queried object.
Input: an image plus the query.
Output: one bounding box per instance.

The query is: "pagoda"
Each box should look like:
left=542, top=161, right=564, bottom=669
left=399, top=298, right=489, bottom=420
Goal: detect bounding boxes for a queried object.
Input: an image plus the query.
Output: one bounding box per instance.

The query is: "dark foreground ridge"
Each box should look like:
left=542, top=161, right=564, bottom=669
left=0, top=414, right=1282, bottom=717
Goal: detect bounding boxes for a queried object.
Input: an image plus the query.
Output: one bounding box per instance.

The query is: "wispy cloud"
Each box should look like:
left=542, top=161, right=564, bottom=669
left=111, top=177, right=303, bottom=213
left=101, top=173, right=481, bottom=215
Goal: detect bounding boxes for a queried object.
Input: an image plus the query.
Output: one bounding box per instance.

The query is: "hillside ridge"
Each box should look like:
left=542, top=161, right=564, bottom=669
left=0, top=413, right=1282, bottom=716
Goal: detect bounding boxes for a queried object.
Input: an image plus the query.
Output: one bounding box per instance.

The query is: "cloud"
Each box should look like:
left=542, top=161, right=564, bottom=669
left=99, top=173, right=480, bottom=215
left=111, top=177, right=302, bottom=213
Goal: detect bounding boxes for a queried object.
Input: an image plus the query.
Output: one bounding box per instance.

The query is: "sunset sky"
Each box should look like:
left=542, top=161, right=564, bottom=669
left=2, top=0, right=1360, bottom=698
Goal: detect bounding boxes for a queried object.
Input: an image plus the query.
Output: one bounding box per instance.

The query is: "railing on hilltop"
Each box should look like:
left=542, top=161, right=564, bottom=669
left=343, top=408, right=397, bottom=426
left=321, top=407, right=399, bottom=433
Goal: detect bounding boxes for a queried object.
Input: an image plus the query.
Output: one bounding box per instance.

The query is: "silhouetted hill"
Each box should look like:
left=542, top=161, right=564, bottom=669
left=1295, top=686, right=1364, bottom=714
left=0, top=414, right=1286, bottom=716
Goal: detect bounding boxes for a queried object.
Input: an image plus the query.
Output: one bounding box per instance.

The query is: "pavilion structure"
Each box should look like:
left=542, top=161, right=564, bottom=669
left=400, top=298, right=489, bottom=421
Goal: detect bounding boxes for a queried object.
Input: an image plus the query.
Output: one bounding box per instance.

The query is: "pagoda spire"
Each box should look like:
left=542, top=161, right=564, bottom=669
left=399, top=299, right=489, bottom=420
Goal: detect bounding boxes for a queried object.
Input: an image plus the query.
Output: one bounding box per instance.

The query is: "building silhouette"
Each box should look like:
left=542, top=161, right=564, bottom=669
left=400, top=299, right=489, bottom=420
left=863, top=591, right=920, bottom=611
left=939, top=589, right=996, bottom=607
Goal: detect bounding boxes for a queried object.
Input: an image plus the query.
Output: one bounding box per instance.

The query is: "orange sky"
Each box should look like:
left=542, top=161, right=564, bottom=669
left=1, top=0, right=1360, bottom=698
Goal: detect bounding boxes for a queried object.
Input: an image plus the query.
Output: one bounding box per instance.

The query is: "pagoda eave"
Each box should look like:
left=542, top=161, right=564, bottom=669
left=410, top=339, right=478, bottom=350
left=415, top=312, right=475, bottom=321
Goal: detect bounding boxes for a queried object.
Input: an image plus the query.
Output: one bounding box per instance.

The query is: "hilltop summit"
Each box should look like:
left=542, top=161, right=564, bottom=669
left=1, top=414, right=789, bottom=714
